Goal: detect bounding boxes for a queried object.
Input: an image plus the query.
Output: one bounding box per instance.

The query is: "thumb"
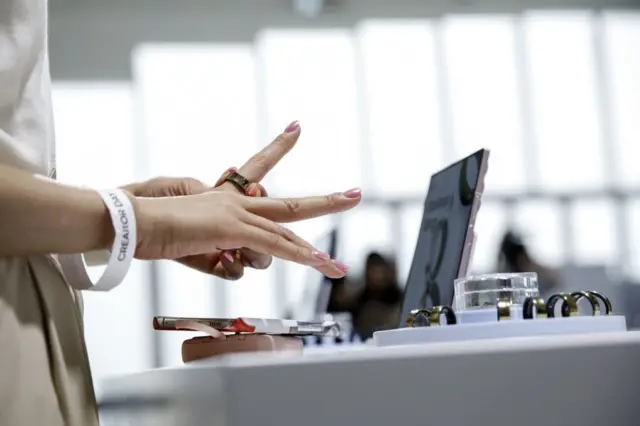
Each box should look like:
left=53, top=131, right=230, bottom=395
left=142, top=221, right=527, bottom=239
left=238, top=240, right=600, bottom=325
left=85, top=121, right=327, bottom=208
left=178, top=177, right=209, bottom=195
left=133, top=177, right=208, bottom=197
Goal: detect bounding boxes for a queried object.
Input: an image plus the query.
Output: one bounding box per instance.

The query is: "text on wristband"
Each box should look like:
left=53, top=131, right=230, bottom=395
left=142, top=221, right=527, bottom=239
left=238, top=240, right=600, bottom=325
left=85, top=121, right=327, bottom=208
left=108, top=192, right=132, bottom=262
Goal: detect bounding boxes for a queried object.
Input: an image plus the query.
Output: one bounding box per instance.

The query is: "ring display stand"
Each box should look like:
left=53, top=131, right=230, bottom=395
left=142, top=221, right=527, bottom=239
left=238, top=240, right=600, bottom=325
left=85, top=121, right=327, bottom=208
left=375, top=272, right=627, bottom=347
left=375, top=315, right=626, bottom=346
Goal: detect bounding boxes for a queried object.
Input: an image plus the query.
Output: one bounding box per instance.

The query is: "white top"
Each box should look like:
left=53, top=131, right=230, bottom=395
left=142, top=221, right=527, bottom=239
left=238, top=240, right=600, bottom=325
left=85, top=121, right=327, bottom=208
left=0, top=0, right=55, bottom=176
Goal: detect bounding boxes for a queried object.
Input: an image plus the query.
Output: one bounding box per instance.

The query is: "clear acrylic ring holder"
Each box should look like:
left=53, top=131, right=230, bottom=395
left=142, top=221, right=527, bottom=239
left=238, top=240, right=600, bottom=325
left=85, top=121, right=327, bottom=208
left=454, top=272, right=539, bottom=323
left=374, top=272, right=627, bottom=348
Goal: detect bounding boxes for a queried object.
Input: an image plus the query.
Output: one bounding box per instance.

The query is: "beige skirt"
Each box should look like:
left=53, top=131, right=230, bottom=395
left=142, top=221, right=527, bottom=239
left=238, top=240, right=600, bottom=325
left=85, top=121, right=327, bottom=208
left=0, top=255, right=99, bottom=426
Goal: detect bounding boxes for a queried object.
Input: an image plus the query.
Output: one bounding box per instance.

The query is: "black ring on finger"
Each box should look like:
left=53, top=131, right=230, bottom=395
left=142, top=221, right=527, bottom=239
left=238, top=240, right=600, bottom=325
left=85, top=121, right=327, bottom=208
left=224, top=171, right=252, bottom=194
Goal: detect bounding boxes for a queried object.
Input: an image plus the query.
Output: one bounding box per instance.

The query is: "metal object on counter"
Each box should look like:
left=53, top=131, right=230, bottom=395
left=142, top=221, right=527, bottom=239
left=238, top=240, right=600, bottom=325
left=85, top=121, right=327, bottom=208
left=406, top=306, right=457, bottom=328
left=546, top=293, right=579, bottom=318
left=522, top=296, right=548, bottom=319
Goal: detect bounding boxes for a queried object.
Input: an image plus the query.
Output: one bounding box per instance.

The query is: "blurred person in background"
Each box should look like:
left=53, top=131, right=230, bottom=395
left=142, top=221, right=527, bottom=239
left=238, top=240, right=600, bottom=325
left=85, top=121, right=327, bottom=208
left=497, top=230, right=559, bottom=296
left=351, top=252, right=403, bottom=340
left=326, top=276, right=357, bottom=313
left=0, top=2, right=361, bottom=425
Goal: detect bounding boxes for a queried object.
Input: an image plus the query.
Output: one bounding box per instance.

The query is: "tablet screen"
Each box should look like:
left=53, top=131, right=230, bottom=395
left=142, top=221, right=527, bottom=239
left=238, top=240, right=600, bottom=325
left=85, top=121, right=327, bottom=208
left=399, top=149, right=489, bottom=326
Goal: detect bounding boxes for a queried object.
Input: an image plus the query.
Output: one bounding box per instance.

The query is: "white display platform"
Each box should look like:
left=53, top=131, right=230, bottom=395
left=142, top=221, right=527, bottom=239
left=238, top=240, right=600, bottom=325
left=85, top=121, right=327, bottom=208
left=100, top=331, right=640, bottom=426
left=374, top=315, right=627, bottom=346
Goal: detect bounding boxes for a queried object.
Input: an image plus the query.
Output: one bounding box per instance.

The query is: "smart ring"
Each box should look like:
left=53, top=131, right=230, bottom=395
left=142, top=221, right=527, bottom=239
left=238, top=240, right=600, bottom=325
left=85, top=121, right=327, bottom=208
left=406, top=309, right=431, bottom=328
left=586, top=290, right=613, bottom=315
left=497, top=298, right=512, bottom=321
left=428, top=306, right=457, bottom=327
left=571, top=291, right=600, bottom=316
left=546, top=293, right=579, bottom=318
left=523, top=296, right=548, bottom=319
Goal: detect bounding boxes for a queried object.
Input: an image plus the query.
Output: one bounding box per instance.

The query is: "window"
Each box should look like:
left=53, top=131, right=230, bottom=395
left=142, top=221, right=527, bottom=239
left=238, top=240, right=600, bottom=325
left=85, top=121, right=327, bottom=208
left=356, top=20, right=444, bottom=197
left=526, top=12, right=606, bottom=192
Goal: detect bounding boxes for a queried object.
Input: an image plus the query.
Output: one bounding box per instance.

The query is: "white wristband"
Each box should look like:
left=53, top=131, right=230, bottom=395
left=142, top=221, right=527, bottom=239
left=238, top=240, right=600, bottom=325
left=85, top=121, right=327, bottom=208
left=58, top=189, right=137, bottom=292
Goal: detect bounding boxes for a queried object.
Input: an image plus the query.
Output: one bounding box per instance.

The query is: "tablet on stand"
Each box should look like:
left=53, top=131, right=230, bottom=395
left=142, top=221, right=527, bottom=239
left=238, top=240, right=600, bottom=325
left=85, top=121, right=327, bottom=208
left=398, top=149, right=489, bottom=325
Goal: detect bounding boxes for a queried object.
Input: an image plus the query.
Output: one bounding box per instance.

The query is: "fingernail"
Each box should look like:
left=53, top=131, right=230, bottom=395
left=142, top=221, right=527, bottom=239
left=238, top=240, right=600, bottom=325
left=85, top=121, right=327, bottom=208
left=284, top=120, right=300, bottom=133
left=333, top=260, right=349, bottom=273
left=313, top=251, right=330, bottom=261
left=222, top=251, right=235, bottom=263
left=247, top=184, right=261, bottom=197
left=342, top=188, right=361, bottom=198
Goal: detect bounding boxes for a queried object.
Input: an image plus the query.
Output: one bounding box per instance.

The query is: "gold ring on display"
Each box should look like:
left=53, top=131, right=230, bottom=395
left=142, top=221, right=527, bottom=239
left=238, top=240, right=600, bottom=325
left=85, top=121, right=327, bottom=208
left=546, top=293, right=579, bottom=318
left=571, top=291, right=601, bottom=316
left=586, top=290, right=613, bottom=315
left=427, top=306, right=457, bottom=327
left=224, top=171, right=252, bottom=194
left=406, top=309, right=431, bottom=328
left=496, top=299, right=512, bottom=321
left=522, top=296, right=548, bottom=319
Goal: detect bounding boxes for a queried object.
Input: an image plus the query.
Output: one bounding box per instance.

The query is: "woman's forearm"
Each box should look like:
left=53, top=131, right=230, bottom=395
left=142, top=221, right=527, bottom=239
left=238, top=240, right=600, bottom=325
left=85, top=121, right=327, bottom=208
left=0, top=164, right=114, bottom=256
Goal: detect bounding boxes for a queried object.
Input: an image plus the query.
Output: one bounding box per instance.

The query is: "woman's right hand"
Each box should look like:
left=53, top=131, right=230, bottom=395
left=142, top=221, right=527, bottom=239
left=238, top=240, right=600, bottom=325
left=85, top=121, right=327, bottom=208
left=132, top=187, right=361, bottom=277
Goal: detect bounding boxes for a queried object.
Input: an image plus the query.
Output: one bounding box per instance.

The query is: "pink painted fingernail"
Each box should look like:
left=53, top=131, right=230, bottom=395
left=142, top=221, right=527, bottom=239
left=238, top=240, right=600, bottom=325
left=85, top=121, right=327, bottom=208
left=342, top=188, right=362, bottom=198
left=284, top=120, right=300, bottom=133
left=333, top=260, right=349, bottom=273
left=222, top=251, right=235, bottom=263
left=313, top=251, right=330, bottom=261
left=247, top=184, right=263, bottom=197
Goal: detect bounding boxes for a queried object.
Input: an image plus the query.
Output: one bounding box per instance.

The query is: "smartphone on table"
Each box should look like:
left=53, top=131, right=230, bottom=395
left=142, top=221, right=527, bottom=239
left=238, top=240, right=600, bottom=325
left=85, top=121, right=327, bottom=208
left=153, top=316, right=340, bottom=337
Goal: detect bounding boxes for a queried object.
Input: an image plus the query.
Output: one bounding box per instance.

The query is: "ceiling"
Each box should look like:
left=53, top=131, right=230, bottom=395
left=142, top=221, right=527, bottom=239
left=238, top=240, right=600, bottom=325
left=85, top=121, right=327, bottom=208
left=48, top=0, right=640, bottom=80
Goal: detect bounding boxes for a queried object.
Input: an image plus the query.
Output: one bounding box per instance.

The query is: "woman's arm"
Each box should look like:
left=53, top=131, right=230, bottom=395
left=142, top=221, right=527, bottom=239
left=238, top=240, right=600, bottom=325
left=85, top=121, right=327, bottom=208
left=0, top=164, right=115, bottom=256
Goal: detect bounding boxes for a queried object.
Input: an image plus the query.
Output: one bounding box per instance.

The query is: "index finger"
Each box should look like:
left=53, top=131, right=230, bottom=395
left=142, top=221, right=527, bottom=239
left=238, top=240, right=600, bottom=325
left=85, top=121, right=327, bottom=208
left=237, top=120, right=301, bottom=182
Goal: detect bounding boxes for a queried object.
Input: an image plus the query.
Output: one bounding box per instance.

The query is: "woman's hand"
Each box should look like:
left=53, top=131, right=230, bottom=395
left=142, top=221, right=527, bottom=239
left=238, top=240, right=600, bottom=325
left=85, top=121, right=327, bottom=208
left=132, top=188, right=361, bottom=278
left=122, top=121, right=356, bottom=279
left=122, top=172, right=271, bottom=280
